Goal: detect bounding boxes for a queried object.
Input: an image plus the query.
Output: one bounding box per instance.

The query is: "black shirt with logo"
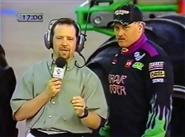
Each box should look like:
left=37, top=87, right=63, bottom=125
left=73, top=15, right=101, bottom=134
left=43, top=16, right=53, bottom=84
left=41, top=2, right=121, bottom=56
left=108, top=34, right=174, bottom=137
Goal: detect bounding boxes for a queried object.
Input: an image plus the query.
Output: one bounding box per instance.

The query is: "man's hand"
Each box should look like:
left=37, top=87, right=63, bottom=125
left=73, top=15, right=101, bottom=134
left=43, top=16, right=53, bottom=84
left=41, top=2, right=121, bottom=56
left=44, top=78, right=62, bottom=98
left=71, top=96, right=86, bottom=117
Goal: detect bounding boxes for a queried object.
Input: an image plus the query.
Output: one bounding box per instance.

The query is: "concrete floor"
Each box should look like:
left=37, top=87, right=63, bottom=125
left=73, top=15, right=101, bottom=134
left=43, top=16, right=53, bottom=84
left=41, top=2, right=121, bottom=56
left=1, top=0, right=109, bottom=136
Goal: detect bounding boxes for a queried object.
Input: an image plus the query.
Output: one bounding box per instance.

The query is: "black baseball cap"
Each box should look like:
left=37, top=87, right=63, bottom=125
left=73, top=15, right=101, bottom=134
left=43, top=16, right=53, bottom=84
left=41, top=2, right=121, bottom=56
left=108, top=4, right=143, bottom=27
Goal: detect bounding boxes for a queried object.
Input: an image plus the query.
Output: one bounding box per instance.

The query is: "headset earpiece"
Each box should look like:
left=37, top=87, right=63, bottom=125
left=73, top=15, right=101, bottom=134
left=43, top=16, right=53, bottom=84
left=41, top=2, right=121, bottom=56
left=44, top=19, right=58, bottom=49
left=76, top=33, right=86, bottom=53
left=75, top=23, right=86, bottom=53
left=43, top=18, right=86, bottom=53
left=44, top=30, right=51, bottom=49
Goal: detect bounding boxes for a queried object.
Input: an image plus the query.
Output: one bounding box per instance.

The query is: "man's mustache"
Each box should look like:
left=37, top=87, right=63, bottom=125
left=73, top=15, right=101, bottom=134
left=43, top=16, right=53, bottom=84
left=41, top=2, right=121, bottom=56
left=60, top=46, right=70, bottom=51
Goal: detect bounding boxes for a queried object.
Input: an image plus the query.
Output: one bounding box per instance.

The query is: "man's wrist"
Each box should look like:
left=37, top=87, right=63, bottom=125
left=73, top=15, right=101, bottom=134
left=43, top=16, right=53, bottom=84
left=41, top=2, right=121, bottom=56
left=79, top=108, right=89, bottom=119
left=42, top=91, right=51, bottom=101
left=79, top=112, right=85, bottom=117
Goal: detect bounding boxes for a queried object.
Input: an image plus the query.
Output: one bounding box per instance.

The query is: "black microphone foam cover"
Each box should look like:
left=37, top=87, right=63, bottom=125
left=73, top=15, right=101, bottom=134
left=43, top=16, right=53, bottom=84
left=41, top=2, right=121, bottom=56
left=55, top=57, right=67, bottom=68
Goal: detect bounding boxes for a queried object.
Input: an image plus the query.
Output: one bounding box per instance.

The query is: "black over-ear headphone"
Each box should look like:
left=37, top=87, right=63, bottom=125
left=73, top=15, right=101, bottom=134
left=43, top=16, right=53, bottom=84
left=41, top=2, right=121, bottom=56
left=44, top=18, right=86, bottom=53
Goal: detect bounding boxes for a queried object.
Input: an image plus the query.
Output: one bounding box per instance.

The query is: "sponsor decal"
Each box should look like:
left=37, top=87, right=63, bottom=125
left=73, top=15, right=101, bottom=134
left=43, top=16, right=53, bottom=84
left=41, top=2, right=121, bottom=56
left=134, top=52, right=145, bottom=61
left=152, top=78, right=164, bottom=83
left=132, top=62, right=144, bottom=70
left=150, top=70, right=165, bottom=79
left=149, top=61, right=164, bottom=71
left=114, top=10, right=129, bottom=15
left=112, top=59, right=117, bottom=64
left=125, top=60, right=134, bottom=68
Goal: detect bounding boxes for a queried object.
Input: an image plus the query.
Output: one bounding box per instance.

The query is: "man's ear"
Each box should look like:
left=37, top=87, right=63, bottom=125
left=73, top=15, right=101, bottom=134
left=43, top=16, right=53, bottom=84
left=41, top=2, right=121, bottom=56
left=140, top=22, right=145, bottom=29
left=138, top=22, right=145, bottom=32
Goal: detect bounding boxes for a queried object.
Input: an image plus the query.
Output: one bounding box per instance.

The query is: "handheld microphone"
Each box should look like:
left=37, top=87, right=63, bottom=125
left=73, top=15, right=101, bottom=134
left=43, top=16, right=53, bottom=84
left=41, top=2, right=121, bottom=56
left=52, top=57, right=67, bottom=79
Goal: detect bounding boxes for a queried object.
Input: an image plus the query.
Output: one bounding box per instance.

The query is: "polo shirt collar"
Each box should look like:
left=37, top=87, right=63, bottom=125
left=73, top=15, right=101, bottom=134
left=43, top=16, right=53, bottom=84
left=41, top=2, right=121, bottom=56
left=47, top=54, right=76, bottom=71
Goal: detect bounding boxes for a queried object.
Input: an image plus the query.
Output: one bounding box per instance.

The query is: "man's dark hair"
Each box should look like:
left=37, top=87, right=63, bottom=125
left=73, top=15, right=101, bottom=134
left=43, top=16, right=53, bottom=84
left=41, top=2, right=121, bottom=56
left=0, top=44, right=5, bottom=56
left=0, top=44, right=8, bottom=68
left=51, top=18, right=80, bottom=38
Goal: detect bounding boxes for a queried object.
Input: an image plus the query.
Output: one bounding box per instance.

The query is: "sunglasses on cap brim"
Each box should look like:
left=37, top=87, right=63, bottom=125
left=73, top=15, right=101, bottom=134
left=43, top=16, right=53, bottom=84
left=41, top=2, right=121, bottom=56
left=108, top=20, right=131, bottom=27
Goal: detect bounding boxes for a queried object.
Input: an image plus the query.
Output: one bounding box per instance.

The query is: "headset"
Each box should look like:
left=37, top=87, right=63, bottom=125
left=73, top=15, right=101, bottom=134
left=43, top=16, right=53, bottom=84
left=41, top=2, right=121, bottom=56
left=43, top=0, right=94, bottom=68
left=44, top=18, right=86, bottom=53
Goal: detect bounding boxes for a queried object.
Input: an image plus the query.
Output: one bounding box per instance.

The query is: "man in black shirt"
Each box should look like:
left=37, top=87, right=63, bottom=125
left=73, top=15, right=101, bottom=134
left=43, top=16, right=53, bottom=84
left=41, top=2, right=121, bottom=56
left=99, top=4, right=174, bottom=137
